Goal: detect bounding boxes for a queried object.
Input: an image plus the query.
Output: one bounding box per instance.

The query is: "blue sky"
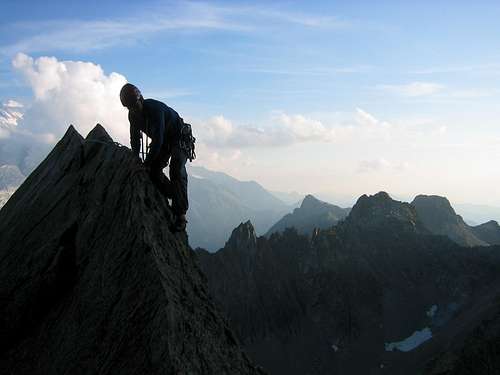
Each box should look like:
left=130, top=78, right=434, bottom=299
left=1, top=1, right=500, bottom=206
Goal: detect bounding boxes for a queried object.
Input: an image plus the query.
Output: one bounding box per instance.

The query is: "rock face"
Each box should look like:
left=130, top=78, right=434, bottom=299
left=470, top=220, right=500, bottom=245
left=0, top=125, right=263, bottom=375
left=411, top=195, right=487, bottom=247
left=197, top=192, right=500, bottom=375
left=349, top=191, right=426, bottom=233
left=226, top=221, right=258, bottom=253
left=266, top=194, right=349, bottom=237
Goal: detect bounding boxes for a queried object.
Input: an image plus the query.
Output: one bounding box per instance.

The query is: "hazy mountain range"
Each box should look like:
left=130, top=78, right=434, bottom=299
left=3, top=152, right=500, bottom=252
left=198, top=192, right=500, bottom=374
left=266, top=194, right=350, bottom=237
left=187, top=166, right=294, bottom=250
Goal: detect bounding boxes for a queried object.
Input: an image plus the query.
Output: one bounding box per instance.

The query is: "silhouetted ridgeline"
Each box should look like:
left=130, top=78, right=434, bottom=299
left=0, top=125, right=264, bottom=375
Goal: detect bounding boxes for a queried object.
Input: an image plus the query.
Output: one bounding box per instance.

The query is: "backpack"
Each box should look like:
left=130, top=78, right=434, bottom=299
left=179, top=122, right=196, bottom=162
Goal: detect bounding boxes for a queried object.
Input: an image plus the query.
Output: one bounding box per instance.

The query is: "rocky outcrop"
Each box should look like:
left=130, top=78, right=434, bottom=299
left=226, top=221, right=258, bottom=253
left=411, top=195, right=487, bottom=247
left=0, top=124, right=264, bottom=375
left=470, top=220, right=500, bottom=245
left=266, top=194, right=349, bottom=236
left=348, top=191, right=426, bottom=233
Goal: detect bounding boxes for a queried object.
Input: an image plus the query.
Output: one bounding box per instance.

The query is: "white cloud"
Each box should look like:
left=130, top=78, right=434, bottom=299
left=377, top=82, right=445, bottom=97
left=0, top=53, right=131, bottom=173
left=435, top=126, right=447, bottom=135
left=12, top=53, right=129, bottom=144
left=3, top=100, right=23, bottom=108
left=274, top=112, right=336, bottom=142
left=355, top=108, right=391, bottom=128
left=195, top=111, right=337, bottom=149
left=0, top=127, right=9, bottom=139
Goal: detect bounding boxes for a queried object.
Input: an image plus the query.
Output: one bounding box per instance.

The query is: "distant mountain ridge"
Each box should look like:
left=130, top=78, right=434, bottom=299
left=187, top=166, right=291, bottom=250
left=266, top=194, right=349, bottom=236
left=411, top=194, right=493, bottom=246
left=197, top=191, right=500, bottom=374
left=189, top=166, right=287, bottom=211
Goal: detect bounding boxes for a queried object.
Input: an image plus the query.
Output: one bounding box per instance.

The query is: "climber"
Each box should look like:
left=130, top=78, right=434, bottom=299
left=120, top=83, right=195, bottom=232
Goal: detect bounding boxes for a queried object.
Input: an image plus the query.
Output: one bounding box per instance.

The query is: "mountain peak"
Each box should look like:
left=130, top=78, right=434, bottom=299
left=85, top=123, right=113, bottom=142
left=266, top=193, right=349, bottom=236
left=412, top=194, right=454, bottom=212
left=348, top=191, right=422, bottom=232
left=300, top=194, right=321, bottom=208
left=411, top=194, right=486, bottom=247
left=0, top=125, right=262, bottom=374
left=226, top=220, right=258, bottom=252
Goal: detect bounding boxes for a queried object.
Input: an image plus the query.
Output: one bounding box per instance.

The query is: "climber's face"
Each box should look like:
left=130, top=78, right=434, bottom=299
left=128, top=99, right=143, bottom=114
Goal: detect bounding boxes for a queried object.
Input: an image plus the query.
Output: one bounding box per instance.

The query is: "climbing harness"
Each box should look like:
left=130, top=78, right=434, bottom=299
left=179, top=122, right=196, bottom=162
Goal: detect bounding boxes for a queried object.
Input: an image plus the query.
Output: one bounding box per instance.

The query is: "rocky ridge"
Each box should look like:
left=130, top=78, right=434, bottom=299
left=197, top=192, right=500, bottom=374
left=0, top=124, right=264, bottom=375
left=412, top=195, right=487, bottom=247
left=266, top=194, right=349, bottom=237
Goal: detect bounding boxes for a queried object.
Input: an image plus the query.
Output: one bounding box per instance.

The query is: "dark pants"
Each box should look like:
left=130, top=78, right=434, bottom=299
left=149, top=145, right=188, bottom=216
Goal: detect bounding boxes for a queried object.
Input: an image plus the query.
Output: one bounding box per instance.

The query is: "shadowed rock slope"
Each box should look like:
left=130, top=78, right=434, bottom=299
left=470, top=220, right=500, bottom=246
left=197, top=192, right=500, bottom=375
left=266, top=194, right=349, bottom=237
left=0, top=124, right=264, bottom=375
left=412, top=195, right=487, bottom=247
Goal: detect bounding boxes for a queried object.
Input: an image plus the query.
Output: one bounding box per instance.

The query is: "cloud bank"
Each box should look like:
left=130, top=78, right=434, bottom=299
left=0, top=53, right=129, bottom=173
left=12, top=53, right=129, bottom=142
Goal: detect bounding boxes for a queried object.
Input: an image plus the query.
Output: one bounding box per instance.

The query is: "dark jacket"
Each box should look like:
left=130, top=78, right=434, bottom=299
left=129, top=99, right=183, bottom=163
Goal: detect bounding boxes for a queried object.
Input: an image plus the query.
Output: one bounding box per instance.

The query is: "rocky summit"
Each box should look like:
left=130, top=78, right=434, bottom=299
left=0, top=124, right=263, bottom=375
left=266, top=194, right=349, bottom=237
left=412, top=195, right=487, bottom=247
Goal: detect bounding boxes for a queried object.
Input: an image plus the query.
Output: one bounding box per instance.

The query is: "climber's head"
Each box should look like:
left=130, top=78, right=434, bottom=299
left=120, top=83, right=143, bottom=113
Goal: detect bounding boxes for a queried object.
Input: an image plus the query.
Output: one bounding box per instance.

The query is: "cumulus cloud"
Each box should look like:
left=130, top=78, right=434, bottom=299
left=275, top=112, right=336, bottom=142
left=0, top=53, right=130, bottom=173
left=377, top=82, right=444, bottom=97
left=355, top=108, right=391, bottom=128
left=196, top=111, right=337, bottom=149
left=12, top=53, right=129, bottom=142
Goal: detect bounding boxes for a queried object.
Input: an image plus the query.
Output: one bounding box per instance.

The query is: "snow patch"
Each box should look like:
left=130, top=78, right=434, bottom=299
left=385, top=327, right=432, bottom=352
